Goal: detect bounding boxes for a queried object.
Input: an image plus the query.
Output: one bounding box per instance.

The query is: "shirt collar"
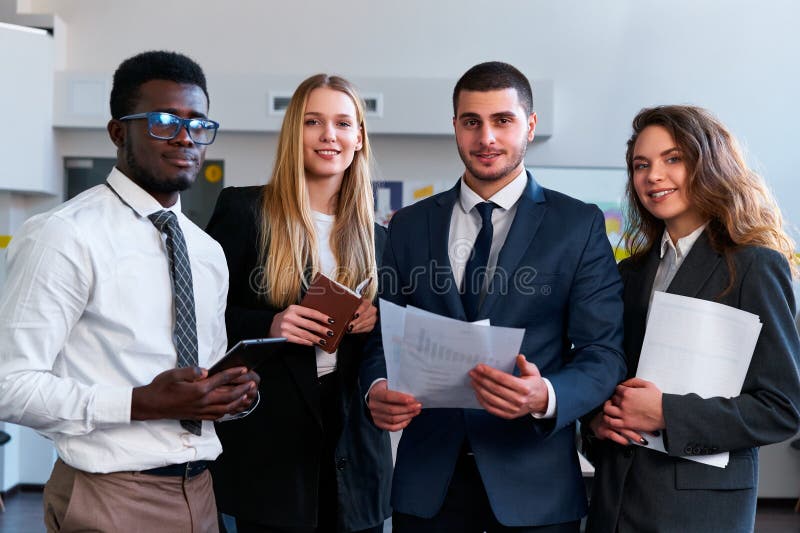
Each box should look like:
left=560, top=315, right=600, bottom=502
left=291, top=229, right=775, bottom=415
left=659, top=222, right=708, bottom=261
left=106, top=167, right=182, bottom=218
left=458, top=168, right=527, bottom=214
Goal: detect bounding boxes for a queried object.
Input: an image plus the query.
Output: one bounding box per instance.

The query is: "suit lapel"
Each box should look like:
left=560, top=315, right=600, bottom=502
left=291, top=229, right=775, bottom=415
left=480, top=172, right=546, bottom=318
left=665, top=232, right=721, bottom=298
left=430, top=182, right=468, bottom=319
left=624, top=246, right=660, bottom=375
left=280, top=347, right=323, bottom=427
left=627, top=231, right=721, bottom=375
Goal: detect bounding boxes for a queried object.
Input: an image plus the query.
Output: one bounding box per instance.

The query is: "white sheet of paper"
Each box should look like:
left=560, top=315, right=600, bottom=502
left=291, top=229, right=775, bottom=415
left=379, top=299, right=406, bottom=389
left=406, top=304, right=490, bottom=327
left=635, top=291, right=762, bottom=468
left=632, top=432, right=729, bottom=468
left=379, top=299, right=524, bottom=409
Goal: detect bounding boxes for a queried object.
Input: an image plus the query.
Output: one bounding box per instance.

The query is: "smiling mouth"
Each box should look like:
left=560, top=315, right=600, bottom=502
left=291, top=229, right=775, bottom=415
left=163, top=154, right=197, bottom=167
left=316, top=150, right=340, bottom=156
left=650, top=189, right=677, bottom=198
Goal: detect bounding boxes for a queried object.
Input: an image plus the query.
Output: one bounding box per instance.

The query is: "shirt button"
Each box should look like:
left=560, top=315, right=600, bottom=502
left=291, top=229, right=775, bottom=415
left=336, top=458, right=347, bottom=471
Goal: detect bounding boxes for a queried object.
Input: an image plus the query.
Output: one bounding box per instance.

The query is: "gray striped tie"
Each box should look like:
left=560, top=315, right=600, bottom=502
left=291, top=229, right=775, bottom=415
left=149, top=210, right=202, bottom=436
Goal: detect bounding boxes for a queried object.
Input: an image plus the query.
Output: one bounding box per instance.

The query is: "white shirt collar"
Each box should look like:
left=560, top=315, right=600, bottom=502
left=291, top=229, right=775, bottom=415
left=106, top=166, right=182, bottom=218
left=659, top=222, right=708, bottom=261
left=458, top=168, right=527, bottom=214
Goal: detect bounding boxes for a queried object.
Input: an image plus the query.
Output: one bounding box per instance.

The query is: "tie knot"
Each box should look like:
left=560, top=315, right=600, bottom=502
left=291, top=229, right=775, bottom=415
left=474, top=202, right=496, bottom=223
left=148, top=210, right=178, bottom=233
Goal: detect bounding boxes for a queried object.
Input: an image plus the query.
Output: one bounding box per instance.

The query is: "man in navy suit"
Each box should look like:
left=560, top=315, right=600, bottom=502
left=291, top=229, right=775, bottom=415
left=362, top=61, right=627, bottom=532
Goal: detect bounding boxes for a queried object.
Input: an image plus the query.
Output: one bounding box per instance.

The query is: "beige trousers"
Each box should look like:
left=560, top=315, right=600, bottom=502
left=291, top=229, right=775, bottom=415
left=43, top=458, right=219, bottom=533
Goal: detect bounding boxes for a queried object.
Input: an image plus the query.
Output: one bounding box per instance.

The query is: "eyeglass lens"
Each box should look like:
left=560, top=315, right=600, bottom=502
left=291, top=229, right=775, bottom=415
left=149, top=113, right=216, bottom=144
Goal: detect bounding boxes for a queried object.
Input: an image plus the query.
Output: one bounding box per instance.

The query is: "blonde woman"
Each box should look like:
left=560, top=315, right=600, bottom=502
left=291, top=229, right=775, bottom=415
left=206, top=74, right=390, bottom=533
left=586, top=105, right=800, bottom=532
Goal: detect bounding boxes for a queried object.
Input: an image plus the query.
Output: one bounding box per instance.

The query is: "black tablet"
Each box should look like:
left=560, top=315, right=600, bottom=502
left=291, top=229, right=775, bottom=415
left=208, top=337, right=287, bottom=375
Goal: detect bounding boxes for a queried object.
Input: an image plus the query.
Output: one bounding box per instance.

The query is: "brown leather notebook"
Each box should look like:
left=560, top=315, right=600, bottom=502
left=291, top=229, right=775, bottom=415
left=299, top=273, right=366, bottom=353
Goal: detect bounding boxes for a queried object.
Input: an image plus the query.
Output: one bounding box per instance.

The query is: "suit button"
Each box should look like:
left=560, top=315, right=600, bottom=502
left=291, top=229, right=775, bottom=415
left=693, top=447, right=702, bottom=455
left=623, top=447, right=634, bottom=458
left=336, top=458, right=347, bottom=471
left=684, top=446, right=693, bottom=455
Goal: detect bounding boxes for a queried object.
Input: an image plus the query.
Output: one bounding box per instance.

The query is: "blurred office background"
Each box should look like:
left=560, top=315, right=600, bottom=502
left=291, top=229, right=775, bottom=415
left=0, top=0, right=798, bottom=529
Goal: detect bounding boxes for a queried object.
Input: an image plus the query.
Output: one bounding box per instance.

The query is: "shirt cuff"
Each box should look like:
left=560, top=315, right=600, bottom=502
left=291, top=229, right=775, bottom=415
left=365, top=378, right=387, bottom=403
left=530, top=377, right=556, bottom=419
left=96, top=385, right=133, bottom=425
left=218, top=391, right=261, bottom=422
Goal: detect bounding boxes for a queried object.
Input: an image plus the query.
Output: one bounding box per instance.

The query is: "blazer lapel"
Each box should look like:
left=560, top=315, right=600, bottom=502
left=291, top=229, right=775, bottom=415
left=430, top=181, right=468, bottom=319
left=625, top=246, right=660, bottom=375
left=280, top=347, right=323, bottom=427
left=480, top=172, right=546, bottom=318
left=665, top=232, right=721, bottom=298
left=627, top=231, right=720, bottom=376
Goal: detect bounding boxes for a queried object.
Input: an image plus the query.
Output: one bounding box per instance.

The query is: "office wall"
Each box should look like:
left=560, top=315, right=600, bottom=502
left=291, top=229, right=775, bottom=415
left=2, top=0, right=799, bottom=496
left=29, top=0, right=798, bottom=232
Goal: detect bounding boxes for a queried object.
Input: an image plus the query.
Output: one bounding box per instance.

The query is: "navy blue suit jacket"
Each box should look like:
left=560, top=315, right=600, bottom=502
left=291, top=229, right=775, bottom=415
left=362, top=173, right=626, bottom=526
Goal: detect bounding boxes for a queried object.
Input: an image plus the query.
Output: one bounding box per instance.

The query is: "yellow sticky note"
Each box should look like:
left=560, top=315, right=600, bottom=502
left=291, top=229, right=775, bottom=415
left=0, top=235, right=11, bottom=248
left=413, top=185, right=434, bottom=200
left=205, top=164, right=223, bottom=183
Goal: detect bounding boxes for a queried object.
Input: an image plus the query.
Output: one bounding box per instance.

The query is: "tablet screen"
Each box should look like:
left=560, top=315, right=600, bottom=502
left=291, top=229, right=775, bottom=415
left=208, top=337, right=287, bottom=375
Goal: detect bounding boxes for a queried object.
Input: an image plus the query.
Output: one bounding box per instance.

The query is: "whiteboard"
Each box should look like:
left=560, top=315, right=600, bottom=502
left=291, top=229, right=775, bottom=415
left=0, top=23, right=55, bottom=193
left=529, top=166, right=627, bottom=205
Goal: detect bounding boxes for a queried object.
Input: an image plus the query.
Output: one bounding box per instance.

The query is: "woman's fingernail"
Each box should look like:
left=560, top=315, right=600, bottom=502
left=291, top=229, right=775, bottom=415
left=353, top=313, right=360, bottom=319
left=328, top=318, right=335, bottom=324
left=348, top=324, right=354, bottom=332
left=319, top=339, right=327, bottom=346
left=327, top=330, right=334, bottom=337
left=640, top=437, right=649, bottom=445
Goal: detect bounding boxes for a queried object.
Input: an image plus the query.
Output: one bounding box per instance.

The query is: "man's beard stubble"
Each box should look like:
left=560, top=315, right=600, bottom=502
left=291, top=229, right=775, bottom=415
left=457, top=135, right=529, bottom=183
left=124, top=139, right=196, bottom=195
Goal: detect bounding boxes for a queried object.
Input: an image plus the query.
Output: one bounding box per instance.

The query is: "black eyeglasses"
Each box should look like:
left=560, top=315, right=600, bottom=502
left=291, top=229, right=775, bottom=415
left=119, top=112, right=220, bottom=145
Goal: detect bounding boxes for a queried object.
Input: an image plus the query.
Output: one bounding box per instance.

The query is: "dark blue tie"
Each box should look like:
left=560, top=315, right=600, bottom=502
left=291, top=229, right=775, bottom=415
left=149, top=210, right=202, bottom=436
left=461, top=202, right=497, bottom=321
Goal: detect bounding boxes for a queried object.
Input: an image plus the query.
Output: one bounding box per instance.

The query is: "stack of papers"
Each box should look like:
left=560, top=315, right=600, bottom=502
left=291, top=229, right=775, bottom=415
left=379, top=299, right=525, bottom=409
left=634, top=291, right=762, bottom=468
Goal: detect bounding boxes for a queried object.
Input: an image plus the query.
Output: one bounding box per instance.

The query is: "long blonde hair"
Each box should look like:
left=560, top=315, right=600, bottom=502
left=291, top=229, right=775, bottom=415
left=624, top=105, right=798, bottom=286
left=257, top=74, right=377, bottom=307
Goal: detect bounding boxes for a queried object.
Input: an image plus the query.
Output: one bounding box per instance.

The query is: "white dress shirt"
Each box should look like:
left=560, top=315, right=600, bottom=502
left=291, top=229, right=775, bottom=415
left=313, top=210, right=337, bottom=377
left=0, top=168, right=229, bottom=473
left=450, top=171, right=556, bottom=418
left=650, top=223, right=708, bottom=303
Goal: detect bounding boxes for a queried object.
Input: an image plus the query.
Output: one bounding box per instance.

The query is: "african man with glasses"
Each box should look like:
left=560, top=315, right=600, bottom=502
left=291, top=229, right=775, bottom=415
left=0, top=51, right=258, bottom=533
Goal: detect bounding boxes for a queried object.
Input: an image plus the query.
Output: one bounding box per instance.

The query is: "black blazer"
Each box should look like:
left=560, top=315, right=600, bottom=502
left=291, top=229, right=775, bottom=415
left=587, top=233, right=800, bottom=533
left=206, top=186, right=391, bottom=532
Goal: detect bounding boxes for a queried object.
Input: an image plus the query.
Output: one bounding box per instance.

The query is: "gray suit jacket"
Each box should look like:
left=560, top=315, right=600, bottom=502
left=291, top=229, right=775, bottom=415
left=587, top=233, right=800, bottom=533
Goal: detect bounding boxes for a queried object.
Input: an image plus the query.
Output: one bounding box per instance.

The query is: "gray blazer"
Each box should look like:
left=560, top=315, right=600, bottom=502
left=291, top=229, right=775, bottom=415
left=587, top=233, right=800, bottom=533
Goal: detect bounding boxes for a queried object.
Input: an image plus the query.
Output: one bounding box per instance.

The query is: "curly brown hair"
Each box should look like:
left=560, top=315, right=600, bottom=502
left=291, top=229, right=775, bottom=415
left=623, top=105, right=797, bottom=290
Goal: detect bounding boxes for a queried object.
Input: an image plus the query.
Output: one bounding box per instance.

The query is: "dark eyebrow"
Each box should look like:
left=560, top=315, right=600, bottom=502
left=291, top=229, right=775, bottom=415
left=154, top=108, right=208, bottom=119
left=633, top=147, right=681, bottom=161
left=457, top=110, right=518, bottom=120
left=457, top=112, right=481, bottom=120
left=490, top=111, right=517, bottom=119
